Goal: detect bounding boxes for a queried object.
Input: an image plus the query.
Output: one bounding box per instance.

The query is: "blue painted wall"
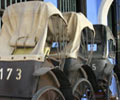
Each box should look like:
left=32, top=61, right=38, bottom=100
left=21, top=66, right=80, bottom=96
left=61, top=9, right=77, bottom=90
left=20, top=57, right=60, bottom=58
left=44, top=0, right=57, bottom=7
left=87, top=0, right=101, bottom=24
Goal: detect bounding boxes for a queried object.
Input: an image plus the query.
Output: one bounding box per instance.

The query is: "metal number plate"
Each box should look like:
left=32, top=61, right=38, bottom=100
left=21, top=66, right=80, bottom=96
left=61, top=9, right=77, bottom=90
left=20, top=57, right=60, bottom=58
left=0, top=68, right=22, bottom=80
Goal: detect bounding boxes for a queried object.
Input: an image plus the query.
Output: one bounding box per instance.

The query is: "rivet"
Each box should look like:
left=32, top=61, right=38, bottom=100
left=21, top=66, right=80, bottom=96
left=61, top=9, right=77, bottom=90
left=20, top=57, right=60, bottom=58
left=24, top=56, right=26, bottom=59
left=38, top=58, right=40, bottom=60
left=11, top=57, right=14, bottom=59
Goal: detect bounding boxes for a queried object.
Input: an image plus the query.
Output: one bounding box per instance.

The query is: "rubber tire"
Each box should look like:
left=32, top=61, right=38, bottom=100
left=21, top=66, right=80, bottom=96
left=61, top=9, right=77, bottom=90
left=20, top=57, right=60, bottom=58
left=32, top=86, right=65, bottom=100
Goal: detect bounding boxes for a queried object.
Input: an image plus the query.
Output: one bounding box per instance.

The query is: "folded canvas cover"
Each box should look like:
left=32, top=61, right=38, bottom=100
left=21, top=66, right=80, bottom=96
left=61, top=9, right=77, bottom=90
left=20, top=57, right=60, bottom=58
left=63, top=12, right=95, bottom=58
left=0, top=1, right=66, bottom=61
left=0, top=1, right=95, bottom=61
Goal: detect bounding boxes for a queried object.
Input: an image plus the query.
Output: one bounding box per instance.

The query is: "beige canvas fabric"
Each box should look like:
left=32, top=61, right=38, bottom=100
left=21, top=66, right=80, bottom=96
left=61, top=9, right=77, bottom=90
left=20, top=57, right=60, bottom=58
left=63, top=12, right=95, bottom=58
left=0, top=1, right=95, bottom=61
left=0, top=1, right=66, bottom=61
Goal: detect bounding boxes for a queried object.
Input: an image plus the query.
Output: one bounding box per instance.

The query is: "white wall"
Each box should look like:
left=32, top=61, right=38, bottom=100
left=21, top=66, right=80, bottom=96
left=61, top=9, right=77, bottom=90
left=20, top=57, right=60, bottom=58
left=98, top=0, right=114, bottom=25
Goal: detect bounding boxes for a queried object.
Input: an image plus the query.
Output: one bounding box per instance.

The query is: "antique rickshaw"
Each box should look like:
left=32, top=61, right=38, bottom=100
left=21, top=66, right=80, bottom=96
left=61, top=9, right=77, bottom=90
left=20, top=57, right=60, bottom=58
left=90, top=25, right=120, bottom=100
left=0, top=1, right=68, bottom=100
left=62, top=12, right=96, bottom=100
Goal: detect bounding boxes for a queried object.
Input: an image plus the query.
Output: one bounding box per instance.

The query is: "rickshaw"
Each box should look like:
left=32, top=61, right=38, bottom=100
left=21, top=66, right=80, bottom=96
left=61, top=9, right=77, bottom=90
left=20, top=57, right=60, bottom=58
left=90, top=25, right=120, bottom=100
left=0, top=1, right=68, bottom=100
left=62, top=12, right=96, bottom=100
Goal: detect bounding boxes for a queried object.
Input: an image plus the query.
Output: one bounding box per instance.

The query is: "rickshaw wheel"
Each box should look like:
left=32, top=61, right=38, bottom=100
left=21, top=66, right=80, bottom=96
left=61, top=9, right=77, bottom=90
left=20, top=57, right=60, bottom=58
left=32, top=86, right=65, bottom=100
left=106, top=73, right=120, bottom=100
left=72, top=78, right=96, bottom=100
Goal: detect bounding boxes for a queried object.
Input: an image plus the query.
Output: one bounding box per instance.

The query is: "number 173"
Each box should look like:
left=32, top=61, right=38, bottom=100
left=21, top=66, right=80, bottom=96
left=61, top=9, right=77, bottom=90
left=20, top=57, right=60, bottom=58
left=0, top=68, right=22, bottom=80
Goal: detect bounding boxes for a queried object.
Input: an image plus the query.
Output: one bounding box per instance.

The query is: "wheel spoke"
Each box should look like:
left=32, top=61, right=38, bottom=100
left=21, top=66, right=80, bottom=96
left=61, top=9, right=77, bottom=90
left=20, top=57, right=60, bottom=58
left=73, top=78, right=95, bottom=100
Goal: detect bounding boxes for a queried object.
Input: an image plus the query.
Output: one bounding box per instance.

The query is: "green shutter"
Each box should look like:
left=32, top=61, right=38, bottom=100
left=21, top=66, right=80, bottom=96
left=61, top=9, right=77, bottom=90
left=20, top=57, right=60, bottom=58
left=58, top=0, right=76, bottom=12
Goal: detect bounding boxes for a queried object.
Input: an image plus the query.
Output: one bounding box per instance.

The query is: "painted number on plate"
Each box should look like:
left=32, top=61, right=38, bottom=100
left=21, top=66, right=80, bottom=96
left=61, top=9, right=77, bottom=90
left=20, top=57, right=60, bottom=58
left=0, top=68, right=22, bottom=80
left=92, top=64, right=96, bottom=70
